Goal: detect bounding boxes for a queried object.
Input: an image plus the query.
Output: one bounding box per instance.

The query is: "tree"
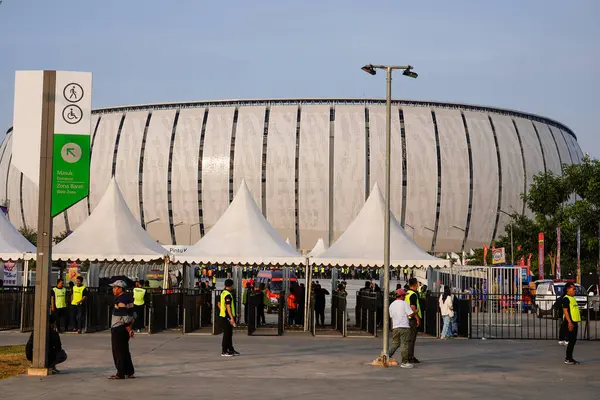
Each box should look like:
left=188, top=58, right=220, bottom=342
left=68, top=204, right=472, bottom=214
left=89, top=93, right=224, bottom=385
left=53, top=230, right=70, bottom=244
left=483, top=156, right=600, bottom=277
left=19, top=227, right=37, bottom=246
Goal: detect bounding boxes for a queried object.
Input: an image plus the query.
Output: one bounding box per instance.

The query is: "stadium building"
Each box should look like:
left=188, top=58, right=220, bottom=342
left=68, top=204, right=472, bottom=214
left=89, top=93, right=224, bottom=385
left=0, top=99, right=584, bottom=253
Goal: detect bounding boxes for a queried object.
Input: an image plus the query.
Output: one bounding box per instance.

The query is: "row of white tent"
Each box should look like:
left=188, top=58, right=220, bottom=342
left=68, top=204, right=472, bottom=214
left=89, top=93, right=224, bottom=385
left=0, top=178, right=449, bottom=269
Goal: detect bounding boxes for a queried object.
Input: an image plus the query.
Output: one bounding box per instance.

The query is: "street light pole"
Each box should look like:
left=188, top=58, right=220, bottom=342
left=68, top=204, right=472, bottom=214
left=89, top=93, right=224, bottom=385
left=189, top=222, right=201, bottom=245
left=362, top=63, right=417, bottom=366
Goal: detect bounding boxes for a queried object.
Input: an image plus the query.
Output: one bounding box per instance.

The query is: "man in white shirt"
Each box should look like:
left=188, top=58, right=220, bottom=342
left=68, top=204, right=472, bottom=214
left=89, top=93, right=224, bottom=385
left=388, top=289, right=416, bottom=368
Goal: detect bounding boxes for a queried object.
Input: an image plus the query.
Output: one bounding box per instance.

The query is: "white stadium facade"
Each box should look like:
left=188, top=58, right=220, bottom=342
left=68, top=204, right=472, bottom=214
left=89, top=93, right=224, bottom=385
left=0, top=99, right=584, bottom=253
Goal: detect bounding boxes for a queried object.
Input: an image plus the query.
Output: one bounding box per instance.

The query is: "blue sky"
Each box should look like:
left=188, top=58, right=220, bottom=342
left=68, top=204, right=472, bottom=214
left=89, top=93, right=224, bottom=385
left=0, top=0, right=598, bottom=156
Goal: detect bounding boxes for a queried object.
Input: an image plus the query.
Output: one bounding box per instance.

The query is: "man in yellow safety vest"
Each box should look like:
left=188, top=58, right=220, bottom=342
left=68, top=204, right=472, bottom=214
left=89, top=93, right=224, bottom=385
left=70, top=276, right=88, bottom=334
left=132, top=281, right=146, bottom=333
left=561, top=282, right=581, bottom=365
left=51, top=278, right=68, bottom=333
left=405, top=278, right=422, bottom=364
left=219, top=279, right=239, bottom=357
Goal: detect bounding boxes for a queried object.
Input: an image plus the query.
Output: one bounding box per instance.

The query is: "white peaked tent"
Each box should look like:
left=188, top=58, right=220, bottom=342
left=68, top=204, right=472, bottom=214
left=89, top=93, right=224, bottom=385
left=313, top=183, right=449, bottom=268
left=308, top=238, right=327, bottom=258
left=52, top=179, right=169, bottom=262
left=0, top=210, right=35, bottom=260
left=177, top=181, right=305, bottom=265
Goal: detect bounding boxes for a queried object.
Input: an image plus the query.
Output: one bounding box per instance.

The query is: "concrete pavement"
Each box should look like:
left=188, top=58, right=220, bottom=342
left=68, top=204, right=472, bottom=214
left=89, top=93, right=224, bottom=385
left=1, top=330, right=599, bottom=399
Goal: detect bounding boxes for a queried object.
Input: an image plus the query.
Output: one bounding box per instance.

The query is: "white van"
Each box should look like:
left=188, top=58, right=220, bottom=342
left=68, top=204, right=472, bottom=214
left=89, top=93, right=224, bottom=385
left=535, top=281, right=587, bottom=318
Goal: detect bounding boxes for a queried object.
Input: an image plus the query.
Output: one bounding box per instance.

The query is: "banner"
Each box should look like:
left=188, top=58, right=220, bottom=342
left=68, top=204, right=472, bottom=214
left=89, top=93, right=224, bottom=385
left=538, top=233, right=545, bottom=280
left=483, top=244, right=488, bottom=266
left=576, top=225, right=581, bottom=284
left=492, top=247, right=506, bottom=265
left=2, top=261, right=18, bottom=286
left=556, top=227, right=561, bottom=280
left=66, top=262, right=80, bottom=282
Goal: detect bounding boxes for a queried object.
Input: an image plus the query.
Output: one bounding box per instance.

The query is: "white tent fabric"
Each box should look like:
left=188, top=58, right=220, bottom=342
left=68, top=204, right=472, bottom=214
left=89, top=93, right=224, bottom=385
left=307, top=238, right=327, bottom=258
left=52, top=179, right=169, bottom=262
left=312, top=183, right=449, bottom=268
left=0, top=210, right=35, bottom=260
left=177, top=181, right=305, bottom=265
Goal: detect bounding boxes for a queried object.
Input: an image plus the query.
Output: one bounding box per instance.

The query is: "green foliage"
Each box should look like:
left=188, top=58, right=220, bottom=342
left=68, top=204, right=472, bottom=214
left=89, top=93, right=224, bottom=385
left=488, top=155, right=600, bottom=276
left=18, top=227, right=36, bottom=246
left=53, top=230, right=69, bottom=244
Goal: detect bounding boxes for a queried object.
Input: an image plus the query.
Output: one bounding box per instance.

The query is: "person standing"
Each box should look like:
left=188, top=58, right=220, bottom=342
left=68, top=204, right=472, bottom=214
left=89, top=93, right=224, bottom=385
left=287, top=289, right=297, bottom=326
left=314, top=284, right=329, bottom=327
left=388, top=289, right=415, bottom=368
left=132, top=281, right=146, bottom=333
left=70, top=276, right=88, bottom=334
left=109, top=280, right=135, bottom=379
left=242, top=282, right=251, bottom=324
left=405, top=278, right=422, bottom=364
left=439, top=286, right=454, bottom=339
left=219, top=279, right=239, bottom=357
left=51, top=279, right=68, bottom=333
left=562, top=282, right=581, bottom=365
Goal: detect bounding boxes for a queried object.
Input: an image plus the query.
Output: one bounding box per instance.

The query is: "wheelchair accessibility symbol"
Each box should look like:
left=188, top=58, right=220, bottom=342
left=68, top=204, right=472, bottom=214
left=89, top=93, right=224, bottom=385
left=62, top=105, right=83, bottom=124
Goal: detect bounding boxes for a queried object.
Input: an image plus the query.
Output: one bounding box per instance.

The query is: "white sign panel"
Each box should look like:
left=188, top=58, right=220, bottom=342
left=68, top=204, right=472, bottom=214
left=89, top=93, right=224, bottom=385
left=2, top=261, right=18, bottom=286
left=11, top=70, right=92, bottom=186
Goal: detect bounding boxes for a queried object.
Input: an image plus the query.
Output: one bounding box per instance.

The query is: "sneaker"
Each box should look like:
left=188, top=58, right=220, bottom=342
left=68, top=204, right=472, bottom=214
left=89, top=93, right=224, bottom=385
left=558, top=341, right=567, bottom=346
left=400, top=362, right=414, bottom=369
left=230, top=350, right=240, bottom=356
left=221, top=352, right=234, bottom=357
left=564, top=359, right=579, bottom=365
left=136, top=329, right=141, bottom=334
left=51, top=367, right=60, bottom=374
left=410, top=357, right=420, bottom=364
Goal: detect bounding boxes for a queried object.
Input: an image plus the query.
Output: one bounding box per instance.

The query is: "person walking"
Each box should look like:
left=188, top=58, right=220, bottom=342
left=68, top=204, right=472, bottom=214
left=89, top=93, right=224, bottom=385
left=562, top=282, right=581, bottom=365
left=439, top=286, right=454, bottom=339
left=405, top=278, right=422, bottom=364
left=69, top=276, right=88, bottom=334
left=132, top=281, right=146, bottom=333
left=109, top=280, right=135, bottom=380
left=219, top=279, right=239, bottom=357
left=51, top=279, right=68, bottom=333
left=388, top=289, right=415, bottom=368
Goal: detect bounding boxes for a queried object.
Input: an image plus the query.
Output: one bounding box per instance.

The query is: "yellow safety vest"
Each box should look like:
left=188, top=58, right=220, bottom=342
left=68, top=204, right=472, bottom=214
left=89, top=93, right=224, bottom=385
left=53, top=287, right=67, bottom=309
left=405, top=290, right=422, bottom=319
left=565, top=295, right=581, bottom=322
left=219, top=290, right=235, bottom=318
left=133, top=287, right=146, bottom=306
left=71, top=285, right=86, bottom=305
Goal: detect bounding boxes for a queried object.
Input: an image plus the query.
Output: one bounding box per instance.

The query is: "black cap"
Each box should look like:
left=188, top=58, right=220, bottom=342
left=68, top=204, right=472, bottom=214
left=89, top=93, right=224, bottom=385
left=225, top=279, right=234, bottom=287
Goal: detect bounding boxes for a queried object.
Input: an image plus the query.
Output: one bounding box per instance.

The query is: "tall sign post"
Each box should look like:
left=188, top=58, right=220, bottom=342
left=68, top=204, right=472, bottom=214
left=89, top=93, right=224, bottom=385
left=556, top=227, right=561, bottom=280
left=538, top=233, right=545, bottom=280
left=576, top=225, right=581, bottom=284
left=13, top=70, right=91, bottom=375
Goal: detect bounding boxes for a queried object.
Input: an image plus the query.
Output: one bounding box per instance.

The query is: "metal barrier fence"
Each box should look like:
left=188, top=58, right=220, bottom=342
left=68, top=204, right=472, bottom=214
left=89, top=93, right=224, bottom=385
left=84, top=287, right=112, bottom=333
left=0, top=288, right=24, bottom=331
left=331, top=293, right=347, bottom=336
left=20, top=288, right=35, bottom=332
left=149, top=293, right=166, bottom=334
left=353, top=292, right=377, bottom=336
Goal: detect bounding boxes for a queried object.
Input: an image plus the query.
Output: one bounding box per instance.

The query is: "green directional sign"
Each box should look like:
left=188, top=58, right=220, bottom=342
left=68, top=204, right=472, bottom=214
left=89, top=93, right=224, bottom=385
left=51, top=133, right=90, bottom=217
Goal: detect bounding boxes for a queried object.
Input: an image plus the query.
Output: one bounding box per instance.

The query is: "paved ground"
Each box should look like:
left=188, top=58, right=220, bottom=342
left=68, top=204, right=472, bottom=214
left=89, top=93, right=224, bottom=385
left=1, top=331, right=599, bottom=399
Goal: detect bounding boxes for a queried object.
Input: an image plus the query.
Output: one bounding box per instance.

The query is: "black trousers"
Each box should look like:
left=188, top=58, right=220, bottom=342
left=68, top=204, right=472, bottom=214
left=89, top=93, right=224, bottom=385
left=111, top=326, right=134, bottom=377
left=54, top=308, right=68, bottom=332
left=564, top=321, right=578, bottom=361
left=288, top=309, right=297, bottom=325
left=69, top=305, right=85, bottom=331
left=221, top=318, right=234, bottom=353
left=132, top=305, right=145, bottom=331
left=316, top=307, right=325, bottom=326
left=559, top=319, right=567, bottom=341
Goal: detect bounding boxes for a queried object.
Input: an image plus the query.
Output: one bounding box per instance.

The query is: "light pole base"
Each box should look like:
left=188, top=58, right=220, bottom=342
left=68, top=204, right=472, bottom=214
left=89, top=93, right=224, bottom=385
left=27, top=367, right=51, bottom=376
left=370, top=355, right=392, bottom=367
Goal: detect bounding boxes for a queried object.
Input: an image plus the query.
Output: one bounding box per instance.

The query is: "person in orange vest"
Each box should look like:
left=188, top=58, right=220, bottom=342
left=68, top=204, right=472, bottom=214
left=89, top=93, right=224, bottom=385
left=287, top=289, right=298, bottom=326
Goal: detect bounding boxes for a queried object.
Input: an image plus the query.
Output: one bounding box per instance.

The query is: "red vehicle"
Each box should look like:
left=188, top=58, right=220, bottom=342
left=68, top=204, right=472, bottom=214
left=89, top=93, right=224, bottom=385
left=255, top=270, right=298, bottom=312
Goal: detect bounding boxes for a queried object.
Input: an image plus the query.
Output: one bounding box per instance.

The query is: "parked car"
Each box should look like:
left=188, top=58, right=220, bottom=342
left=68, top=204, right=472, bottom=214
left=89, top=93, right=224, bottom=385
left=535, top=281, right=587, bottom=319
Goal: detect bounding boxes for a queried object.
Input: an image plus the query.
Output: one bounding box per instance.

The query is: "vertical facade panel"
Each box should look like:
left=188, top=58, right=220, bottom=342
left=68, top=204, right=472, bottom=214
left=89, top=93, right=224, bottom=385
left=89, top=113, right=122, bottom=211
left=7, top=166, right=21, bottom=229
left=434, top=109, right=469, bottom=252
left=534, top=122, right=562, bottom=176
left=114, top=111, right=147, bottom=221
left=570, top=135, right=585, bottom=164
left=367, top=105, right=403, bottom=222
left=403, top=106, right=437, bottom=250
left=490, top=115, right=524, bottom=237
left=464, top=111, right=498, bottom=249
left=298, top=105, right=330, bottom=249
left=266, top=106, right=297, bottom=246
left=21, top=175, right=38, bottom=230
left=142, top=110, right=176, bottom=244
left=201, top=107, right=235, bottom=233
left=332, top=105, right=366, bottom=241
left=549, top=126, right=571, bottom=169
left=233, top=106, right=265, bottom=208
left=0, top=135, right=12, bottom=205
left=171, top=108, right=204, bottom=245
left=514, top=118, right=545, bottom=216
left=561, top=131, right=579, bottom=164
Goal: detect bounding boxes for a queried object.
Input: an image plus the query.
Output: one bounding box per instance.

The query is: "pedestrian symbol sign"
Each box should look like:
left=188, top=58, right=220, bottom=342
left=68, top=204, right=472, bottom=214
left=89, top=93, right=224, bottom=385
left=51, top=72, right=92, bottom=217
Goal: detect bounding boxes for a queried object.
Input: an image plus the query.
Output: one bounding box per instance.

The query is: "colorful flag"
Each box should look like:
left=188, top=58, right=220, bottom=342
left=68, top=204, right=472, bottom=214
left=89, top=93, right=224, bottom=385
left=538, top=233, right=544, bottom=280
